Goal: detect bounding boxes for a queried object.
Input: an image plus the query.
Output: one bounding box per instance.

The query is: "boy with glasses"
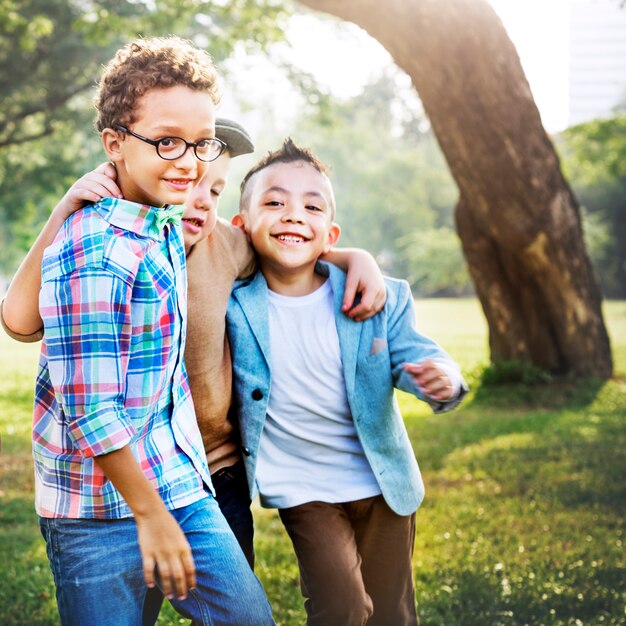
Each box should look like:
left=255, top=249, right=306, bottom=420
left=13, top=36, right=274, bottom=625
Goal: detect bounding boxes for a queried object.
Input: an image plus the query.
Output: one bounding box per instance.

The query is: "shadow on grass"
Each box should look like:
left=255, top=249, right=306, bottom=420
left=476, top=410, right=626, bottom=515
left=470, top=376, right=607, bottom=410
left=409, top=377, right=626, bottom=624
left=405, top=377, right=616, bottom=472
left=417, top=562, right=624, bottom=626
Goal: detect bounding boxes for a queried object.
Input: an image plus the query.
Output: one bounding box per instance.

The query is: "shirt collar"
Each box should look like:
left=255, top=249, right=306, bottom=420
left=94, top=197, right=176, bottom=240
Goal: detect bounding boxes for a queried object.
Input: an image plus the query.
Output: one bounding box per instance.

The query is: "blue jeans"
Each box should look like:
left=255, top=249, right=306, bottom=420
left=39, top=494, right=273, bottom=626
left=142, top=461, right=255, bottom=624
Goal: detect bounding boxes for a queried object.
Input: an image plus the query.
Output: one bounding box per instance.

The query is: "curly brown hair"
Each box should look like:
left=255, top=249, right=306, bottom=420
left=94, top=36, right=220, bottom=132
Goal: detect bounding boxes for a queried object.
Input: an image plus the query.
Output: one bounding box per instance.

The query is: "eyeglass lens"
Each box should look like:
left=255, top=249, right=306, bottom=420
left=157, top=137, right=220, bottom=162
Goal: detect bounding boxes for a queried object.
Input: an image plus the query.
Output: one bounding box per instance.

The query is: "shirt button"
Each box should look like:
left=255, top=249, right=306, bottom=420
left=251, top=388, right=263, bottom=401
left=242, top=446, right=251, bottom=456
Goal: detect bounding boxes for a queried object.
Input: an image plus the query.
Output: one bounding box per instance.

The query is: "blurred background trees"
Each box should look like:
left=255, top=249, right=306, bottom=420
left=558, top=114, right=626, bottom=299
left=0, top=0, right=622, bottom=376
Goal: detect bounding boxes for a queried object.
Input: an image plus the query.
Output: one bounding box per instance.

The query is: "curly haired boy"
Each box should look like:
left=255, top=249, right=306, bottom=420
left=31, top=36, right=273, bottom=626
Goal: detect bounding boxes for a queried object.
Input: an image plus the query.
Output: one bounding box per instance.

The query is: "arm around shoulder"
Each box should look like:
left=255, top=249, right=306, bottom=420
left=1, top=298, right=43, bottom=342
left=2, top=240, right=50, bottom=339
left=321, top=247, right=386, bottom=320
left=2, top=162, right=121, bottom=340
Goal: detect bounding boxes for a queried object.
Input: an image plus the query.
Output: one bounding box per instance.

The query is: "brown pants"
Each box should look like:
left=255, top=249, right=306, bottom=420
left=278, top=495, right=419, bottom=626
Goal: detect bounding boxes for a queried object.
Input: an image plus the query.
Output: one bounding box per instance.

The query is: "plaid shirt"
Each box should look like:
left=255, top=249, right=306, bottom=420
left=35, top=197, right=211, bottom=518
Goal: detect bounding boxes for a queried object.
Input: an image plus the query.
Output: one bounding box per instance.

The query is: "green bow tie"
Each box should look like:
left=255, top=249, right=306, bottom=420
left=154, top=205, right=184, bottom=231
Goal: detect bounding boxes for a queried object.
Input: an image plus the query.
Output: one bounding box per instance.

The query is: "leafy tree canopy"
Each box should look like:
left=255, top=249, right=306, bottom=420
left=0, top=0, right=291, bottom=278
left=560, top=114, right=626, bottom=185
left=0, top=0, right=290, bottom=148
left=559, top=113, right=626, bottom=297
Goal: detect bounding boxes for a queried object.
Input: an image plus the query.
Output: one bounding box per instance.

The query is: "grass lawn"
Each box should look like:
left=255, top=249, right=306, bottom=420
left=1, top=298, right=624, bottom=625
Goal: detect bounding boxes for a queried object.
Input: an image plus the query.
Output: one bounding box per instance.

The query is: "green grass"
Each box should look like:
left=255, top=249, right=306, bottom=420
left=1, top=299, right=625, bottom=625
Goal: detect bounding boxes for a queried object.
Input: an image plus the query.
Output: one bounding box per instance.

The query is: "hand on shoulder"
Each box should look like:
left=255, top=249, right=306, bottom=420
left=55, top=162, right=122, bottom=221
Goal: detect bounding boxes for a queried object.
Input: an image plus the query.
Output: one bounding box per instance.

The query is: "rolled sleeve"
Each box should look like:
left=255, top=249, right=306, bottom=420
left=387, top=280, right=468, bottom=412
left=41, top=266, right=135, bottom=455
left=69, top=403, right=137, bottom=457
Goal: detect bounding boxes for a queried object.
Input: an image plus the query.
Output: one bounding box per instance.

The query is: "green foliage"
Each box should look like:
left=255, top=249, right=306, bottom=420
left=0, top=107, right=102, bottom=273
left=0, top=0, right=291, bottom=148
left=0, top=0, right=291, bottom=278
left=479, top=359, right=553, bottom=387
left=2, top=299, right=625, bottom=625
left=558, top=114, right=626, bottom=297
left=1, top=0, right=127, bottom=148
left=560, top=114, right=626, bottom=184
left=399, top=226, right=473, bottom=296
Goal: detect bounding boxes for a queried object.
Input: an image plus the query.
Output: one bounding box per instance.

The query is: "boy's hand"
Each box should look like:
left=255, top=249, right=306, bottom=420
left=342, top=274, right=386, bottom=321
left=93, top=447, right=195, bottom=601
left=340, top=252, right=386, bottom=321
left=136, top=507, right=196, bottom=601
left=55, top=162, right=121, bottom=220
left=403, top=359, right=455, bottom=401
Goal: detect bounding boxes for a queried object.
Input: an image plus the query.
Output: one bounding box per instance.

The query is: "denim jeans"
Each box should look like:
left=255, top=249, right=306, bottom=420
left=142, top=460, right=255, bottom=624
left=39, top=494, right=273, bottom=626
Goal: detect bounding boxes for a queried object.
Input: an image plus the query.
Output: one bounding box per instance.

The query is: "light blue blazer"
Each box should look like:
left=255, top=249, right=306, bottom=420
left=226, top=263, right=466, bottom=516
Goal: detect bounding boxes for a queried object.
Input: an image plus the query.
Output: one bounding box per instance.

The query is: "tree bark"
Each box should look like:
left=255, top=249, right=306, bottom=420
left=298, top=0, right=612, bottom=377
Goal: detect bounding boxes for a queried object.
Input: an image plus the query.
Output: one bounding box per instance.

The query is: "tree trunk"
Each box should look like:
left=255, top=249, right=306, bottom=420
left=298, top=0, right=612, bottom=377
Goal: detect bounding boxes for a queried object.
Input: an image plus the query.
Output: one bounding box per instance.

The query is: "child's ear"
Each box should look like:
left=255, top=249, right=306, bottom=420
left=101, top=128, right=125, bottom=163
left=231, top=213, right=248, bottom=233
left=324, top=223, right=341, bottom=253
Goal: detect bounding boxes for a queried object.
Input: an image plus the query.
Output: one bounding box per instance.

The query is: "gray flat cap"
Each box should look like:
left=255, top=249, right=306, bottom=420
left=215, top=118, right=254, bottom=158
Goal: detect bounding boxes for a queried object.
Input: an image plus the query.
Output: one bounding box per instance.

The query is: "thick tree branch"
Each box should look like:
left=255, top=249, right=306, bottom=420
left=298, top=0, right=612, bottom=377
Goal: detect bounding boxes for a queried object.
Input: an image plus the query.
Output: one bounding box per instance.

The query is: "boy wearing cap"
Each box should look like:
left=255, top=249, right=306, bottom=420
left=178, top=118, right=259, bottom=565
left=228, top=139, right=468, bottom=625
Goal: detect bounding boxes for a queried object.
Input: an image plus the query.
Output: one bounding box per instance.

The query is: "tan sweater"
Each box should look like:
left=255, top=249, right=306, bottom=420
left=184, top=219, right=255, bottom=472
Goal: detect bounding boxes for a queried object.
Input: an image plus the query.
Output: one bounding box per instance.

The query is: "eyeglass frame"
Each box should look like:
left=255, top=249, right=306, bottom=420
left=114, top=125, right=227, bottom=163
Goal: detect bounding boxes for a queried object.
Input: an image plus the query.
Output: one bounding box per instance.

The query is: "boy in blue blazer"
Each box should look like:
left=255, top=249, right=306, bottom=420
left=228, top=138, right=467, bottom=626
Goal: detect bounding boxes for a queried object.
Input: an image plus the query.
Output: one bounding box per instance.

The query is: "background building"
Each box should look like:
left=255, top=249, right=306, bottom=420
left=569, top=0, right=626, bottom=126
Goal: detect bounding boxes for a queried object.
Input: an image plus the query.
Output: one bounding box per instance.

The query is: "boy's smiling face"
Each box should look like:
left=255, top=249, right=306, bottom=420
left=181, top=152, right=231, bottom=252
left=234, top=160, right=340, bottom=287
left=102, top=85, right=215, bottom=207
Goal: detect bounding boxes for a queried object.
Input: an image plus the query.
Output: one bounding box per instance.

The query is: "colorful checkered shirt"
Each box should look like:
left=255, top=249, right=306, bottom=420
left=35, top=197, right=212, bottom=518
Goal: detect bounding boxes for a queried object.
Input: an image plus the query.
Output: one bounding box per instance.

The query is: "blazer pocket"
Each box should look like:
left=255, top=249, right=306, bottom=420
left=369, top=337, right=387, bottom=356
left=361, top=349, right=392, bottom=379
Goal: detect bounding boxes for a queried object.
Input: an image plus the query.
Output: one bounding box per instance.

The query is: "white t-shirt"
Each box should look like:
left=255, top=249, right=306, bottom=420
left=256, top=279, right=381, bottom=509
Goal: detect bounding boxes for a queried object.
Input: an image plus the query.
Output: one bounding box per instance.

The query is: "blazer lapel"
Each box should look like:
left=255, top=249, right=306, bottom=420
left=232, top=274, right=271, bottom=367
left=329, top=267, right=363, bottom=400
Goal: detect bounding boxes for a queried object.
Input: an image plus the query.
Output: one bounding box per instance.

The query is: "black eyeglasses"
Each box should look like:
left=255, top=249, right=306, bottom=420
left=114, top=125, right=226, bottom=162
